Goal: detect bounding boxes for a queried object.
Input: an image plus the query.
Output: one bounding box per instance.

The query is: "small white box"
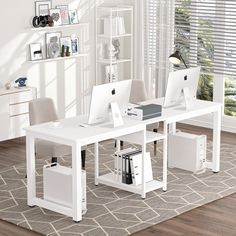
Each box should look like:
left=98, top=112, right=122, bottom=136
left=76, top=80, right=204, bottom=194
left=104, top=16, right=126, bottom=36
left=43, top=164, right=86, bottom=211
left=168, top=131, right=206, bottom=173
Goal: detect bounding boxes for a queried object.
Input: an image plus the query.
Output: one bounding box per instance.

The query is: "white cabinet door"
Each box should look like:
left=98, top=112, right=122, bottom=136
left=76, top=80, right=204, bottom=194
left=0, top=95, right=10, bottom=141
left=10, top=113, right=29, bottom=138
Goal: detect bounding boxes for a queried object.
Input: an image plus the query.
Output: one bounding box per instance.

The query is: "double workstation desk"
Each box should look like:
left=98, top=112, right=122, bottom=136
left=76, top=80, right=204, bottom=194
left=25, top=98, right=222, bottom=222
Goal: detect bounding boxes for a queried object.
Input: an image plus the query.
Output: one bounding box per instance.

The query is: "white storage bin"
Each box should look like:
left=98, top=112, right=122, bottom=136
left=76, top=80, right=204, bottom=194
left=168, top=131, right=206, bottom=173
left=43, top=164, right=86, bottom=212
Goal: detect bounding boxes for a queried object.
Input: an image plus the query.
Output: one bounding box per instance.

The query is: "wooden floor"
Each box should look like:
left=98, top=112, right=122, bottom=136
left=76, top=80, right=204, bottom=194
left=0, top=219, right=43, bottom=236
left=132, top=193, right=236, bottom=236
left=0, top=124, right=236, bottom=236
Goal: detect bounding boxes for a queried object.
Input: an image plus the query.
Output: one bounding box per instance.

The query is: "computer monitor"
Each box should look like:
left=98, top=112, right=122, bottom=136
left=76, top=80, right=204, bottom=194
left=164, top=67, right=201, bottom=109
left=88, top=80, right=132, bottom=125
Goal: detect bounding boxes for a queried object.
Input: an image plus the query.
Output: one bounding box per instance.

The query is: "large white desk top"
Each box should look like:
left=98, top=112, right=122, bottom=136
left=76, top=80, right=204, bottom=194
left=24, top=114, right=145, bottom=146
left=25, top=98, right=222, bottom=146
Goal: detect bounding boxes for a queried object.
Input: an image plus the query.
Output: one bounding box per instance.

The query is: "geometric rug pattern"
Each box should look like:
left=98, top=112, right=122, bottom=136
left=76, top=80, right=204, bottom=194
left=0, top=140, right=236, bottom=236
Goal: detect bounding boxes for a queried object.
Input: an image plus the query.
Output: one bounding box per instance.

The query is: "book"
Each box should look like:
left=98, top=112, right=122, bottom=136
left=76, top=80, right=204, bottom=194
left=130, top=152, right=153, bottom=186
left=105, top=65, right=118, bottom=83
left=104, top=16, right=126, bottom=36
left=114, top=148, right=135, bottom=182
left=122, top=149, right=141, bottom=184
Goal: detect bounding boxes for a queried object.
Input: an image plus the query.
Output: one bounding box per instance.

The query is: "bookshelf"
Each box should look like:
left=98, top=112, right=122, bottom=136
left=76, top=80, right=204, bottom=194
left=95, top=5, right=134, bottom=84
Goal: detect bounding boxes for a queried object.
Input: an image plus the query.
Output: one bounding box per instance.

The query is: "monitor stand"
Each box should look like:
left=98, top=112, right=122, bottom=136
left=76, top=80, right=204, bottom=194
left=110, top=102, right=124, bottom=127
left=183, top=87, right=194, bottom=110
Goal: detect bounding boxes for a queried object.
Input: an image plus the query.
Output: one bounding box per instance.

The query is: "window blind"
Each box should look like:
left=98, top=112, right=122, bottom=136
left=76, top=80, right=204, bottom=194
left=175, top=0, right=236, bottom=76
left=144, top=0, right=158, bottom=66
left=144, top=0, right=175, bottom=97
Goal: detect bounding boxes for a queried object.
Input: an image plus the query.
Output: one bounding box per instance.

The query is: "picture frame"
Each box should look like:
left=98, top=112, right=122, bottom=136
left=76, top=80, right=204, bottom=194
left=105, top=65, right=118, bottom=83
left=56, top=5, right=70, bottom=25
left=45, top=32, right=62, bottom=58
left=29, top=43, right=43, bottom=61
left=69, top=10, right=79, bottom=24
left=71, top=37, right=79, bottom=55
left=49, top=8, right=62, bottom=26
left=60, top=37, right=72, bottom=54
left=35, top=0, right=52, bottom=16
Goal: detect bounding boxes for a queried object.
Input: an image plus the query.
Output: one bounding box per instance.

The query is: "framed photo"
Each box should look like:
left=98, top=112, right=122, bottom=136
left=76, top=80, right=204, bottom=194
left=60, top=37, right=72, bottom=54
left=105, top=65, right=118, bottom=83
left=71, top=37, right=79, bottom=55
left=45, top=32, right=62, bottom=58
left=69, top=10, right=79, bottom=24
left=49, top=9, right=62, bottom=26
left=29, top=43, right=43, bottom=61
left=35, top=1, right=52, bottom=16
left=56, top=5, right=69, bottom=25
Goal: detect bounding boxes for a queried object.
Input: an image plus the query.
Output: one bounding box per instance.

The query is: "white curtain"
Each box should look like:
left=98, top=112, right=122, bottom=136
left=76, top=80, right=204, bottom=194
left=144, top=0, right=175, bottom=98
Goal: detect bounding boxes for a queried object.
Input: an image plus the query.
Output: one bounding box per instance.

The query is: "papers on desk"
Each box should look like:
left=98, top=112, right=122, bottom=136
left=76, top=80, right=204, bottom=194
left=114, top=148, right=153, bottom=185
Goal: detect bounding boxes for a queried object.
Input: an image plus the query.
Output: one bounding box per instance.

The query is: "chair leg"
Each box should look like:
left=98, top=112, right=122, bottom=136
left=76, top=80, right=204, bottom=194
left=51, top=157, right=57, bottom=163
left=81, top=150, right=86, bottom=170
left=114, top=140, right=124, bottom=149
left=153, top=128, right=158, bottom=156
left=120, top=141, right=124, bottom=150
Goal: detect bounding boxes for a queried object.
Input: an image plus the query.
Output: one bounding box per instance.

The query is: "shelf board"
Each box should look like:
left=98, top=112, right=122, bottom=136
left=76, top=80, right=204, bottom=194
left=29, top=53, right=88, bottom=63
left=97, top=173, right=164, bottom=195
left=97, top=6, right=133, bottom=12
left=97, top=58, right=131, bottom=64
left=117, top=130, right=166, bottom=145
left=29, top=23, right=89, bottom=32
left=97, top=33, right=132, bottom=38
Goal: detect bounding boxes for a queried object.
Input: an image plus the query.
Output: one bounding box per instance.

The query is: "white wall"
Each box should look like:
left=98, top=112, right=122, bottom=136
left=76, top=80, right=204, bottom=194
left=0, top=0, right=138, bottom=119
left=0, top=0, right=95, bottom=118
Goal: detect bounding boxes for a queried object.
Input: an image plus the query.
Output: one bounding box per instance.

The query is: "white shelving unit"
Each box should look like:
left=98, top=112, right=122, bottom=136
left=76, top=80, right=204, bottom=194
left=97, top=174, right=164, bottom=195
left=29, top=23, right=89, bottom=32
left=95, top=5, right=134, bottom=84
left=96, top=129, right=167, bottom=196
left=28, top=23, right=89, bottom=63
left=29, top=53, right=88, bottom=63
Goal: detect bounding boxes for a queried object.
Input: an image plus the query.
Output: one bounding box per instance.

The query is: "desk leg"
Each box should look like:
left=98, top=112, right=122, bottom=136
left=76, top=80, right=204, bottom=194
left=116, top=139, right=121, bottom=152
left=26, top=135, right=36, bottom=206
left=212, top=108, right=221, bottom=173
left=169, top=122, right=176, bottom=134
left=94, top=142, right=99, bottom=186
left=163, top=121, right=168, bottom=191
left=142, top=129, right=146, bottom=199
left=72, top=143, right=82, bottom=222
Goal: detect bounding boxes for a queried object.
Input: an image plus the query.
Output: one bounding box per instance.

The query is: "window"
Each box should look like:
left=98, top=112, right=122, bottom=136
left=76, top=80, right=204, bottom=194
left=175, top=0, right=236, bottom=117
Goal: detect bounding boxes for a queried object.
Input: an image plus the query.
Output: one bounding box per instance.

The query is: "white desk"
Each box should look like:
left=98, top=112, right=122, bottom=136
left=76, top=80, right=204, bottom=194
left=25, top=98, right=222, bottom=222
left=25, top=115, right=147, bottom=222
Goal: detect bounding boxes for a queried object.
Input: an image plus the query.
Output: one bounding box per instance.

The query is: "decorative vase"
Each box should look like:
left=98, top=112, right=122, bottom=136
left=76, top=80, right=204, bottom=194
left=5, top=82, right=11, bottom=90
left=66, top=46, right=71, bottom=57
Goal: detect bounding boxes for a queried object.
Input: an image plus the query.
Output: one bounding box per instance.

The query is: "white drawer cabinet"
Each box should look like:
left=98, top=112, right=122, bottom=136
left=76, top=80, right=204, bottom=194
left=10, top=103, right=29, bottom=116
left=0, top=87, right=36, bottom=141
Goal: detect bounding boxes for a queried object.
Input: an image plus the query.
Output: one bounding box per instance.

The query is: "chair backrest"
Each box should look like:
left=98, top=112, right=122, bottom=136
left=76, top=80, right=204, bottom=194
left=129, top=80, right=148, bottom=103
left=29, top=98, right=58, bottom=125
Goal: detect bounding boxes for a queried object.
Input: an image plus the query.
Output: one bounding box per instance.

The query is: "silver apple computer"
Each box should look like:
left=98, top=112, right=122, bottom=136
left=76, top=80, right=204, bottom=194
left=87, top=80, right=132, bottom=127
left=164, top=66, right=201, bottom=109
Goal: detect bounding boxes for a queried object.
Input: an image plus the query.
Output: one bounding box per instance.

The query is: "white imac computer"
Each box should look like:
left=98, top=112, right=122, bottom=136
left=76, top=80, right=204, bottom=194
left=88, top=80, right=132, bottom=127
left=164, top=66, right=201, bottom=110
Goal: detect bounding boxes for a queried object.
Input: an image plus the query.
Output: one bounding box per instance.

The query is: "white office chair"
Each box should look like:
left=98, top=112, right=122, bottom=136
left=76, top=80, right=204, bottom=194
left=29, top=98, right=86, bottom=168
left=121, top=80, right=160, bottom=155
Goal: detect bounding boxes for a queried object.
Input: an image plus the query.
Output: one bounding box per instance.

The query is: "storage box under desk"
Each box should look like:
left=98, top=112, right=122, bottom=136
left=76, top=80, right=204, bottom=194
left=43, top=164, right=86, bottom=211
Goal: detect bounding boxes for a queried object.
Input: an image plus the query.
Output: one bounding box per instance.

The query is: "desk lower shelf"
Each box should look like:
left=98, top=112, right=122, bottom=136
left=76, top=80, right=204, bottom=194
left=97, top=173, right=164, bottom=195
left=118, top=131, right=166, bottom=145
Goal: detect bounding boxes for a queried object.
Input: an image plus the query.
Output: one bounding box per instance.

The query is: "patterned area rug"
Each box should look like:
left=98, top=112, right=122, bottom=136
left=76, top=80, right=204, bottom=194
left=0, top=140, right=236, bottom=236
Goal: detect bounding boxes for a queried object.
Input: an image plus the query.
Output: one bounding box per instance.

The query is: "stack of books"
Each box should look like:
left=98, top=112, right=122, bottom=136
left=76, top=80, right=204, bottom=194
left=114, top=148, right=153, bottom=185
left=104, top=16, right=126, bottom=36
